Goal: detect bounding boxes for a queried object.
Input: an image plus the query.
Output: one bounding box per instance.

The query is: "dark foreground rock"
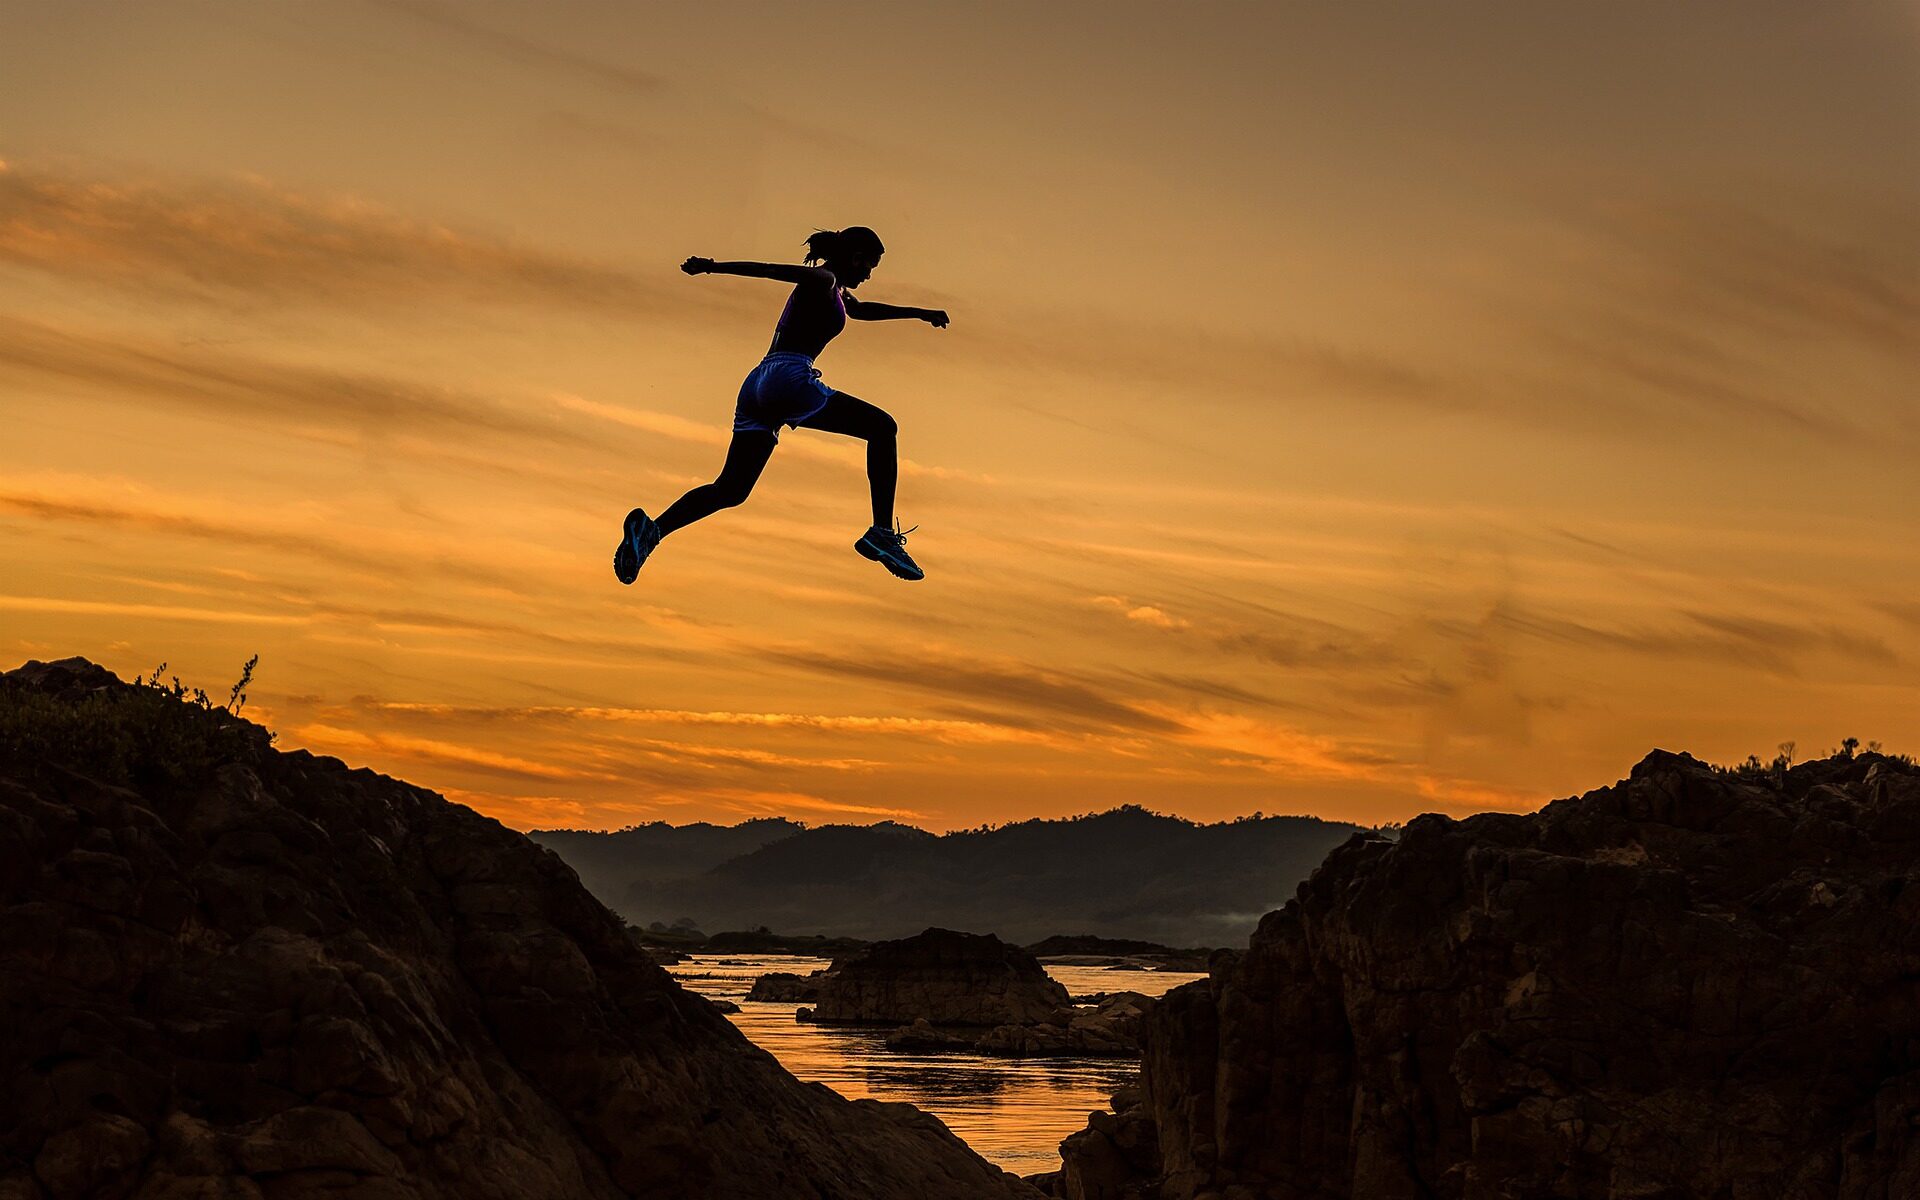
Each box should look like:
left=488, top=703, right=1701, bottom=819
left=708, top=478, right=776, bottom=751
left=1028, top=1084, right=1158, bottom=1200
left=1056, top=749, right=1920, bottom=1199
left=0, top=658, right=1037, bottom=1200
left=806, top=927, right=1071, bottom=1026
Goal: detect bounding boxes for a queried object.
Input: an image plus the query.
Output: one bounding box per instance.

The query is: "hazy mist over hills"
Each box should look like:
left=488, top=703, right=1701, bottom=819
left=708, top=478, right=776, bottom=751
left=532, top=806, right=1365, bottom=946
left=530, top=817, right=803, bottom=905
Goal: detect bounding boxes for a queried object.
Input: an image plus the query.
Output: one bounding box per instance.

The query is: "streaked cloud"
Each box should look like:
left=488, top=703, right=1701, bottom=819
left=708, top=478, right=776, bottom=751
left=685, top=787, right=927, bottom=822
left=0, top=314, right=583, bottom=446
left=0, top=161, right=683, bottom=315
left=367, top=0, right=669, bottom=97
left=0, top=594, right=303, bottom=627
left=0, top=484, right=527, bottom=590
left=294, top=721, right=626, bottom=783
left=370, top=699, right=1061, bottom=746
left=764, top=645, right=1188, bottom=735
left=366, top=0, right=891, bottom=157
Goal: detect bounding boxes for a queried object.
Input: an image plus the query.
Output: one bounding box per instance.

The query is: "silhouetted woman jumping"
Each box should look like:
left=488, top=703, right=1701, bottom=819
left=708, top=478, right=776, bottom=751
left=613, top=226, right=948, bottom=584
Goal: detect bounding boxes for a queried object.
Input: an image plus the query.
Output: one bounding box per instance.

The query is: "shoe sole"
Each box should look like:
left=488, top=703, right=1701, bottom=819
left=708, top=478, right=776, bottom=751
left=614, top=508, right=649, bottom=585
left=856, top=536, right=924, bottom=581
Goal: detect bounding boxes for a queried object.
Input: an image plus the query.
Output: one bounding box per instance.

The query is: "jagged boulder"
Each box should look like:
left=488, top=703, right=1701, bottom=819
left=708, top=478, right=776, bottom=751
left=0, top=658, right=1038, bottom=1200
left=1028, top=1084, right=1158, bottom=1200
left=972, top=993, right=1154, bottom=1058
left=1058, top=749, right=1920, bottom=1199
left=806, top=927, right=1071, bottom=1026
left=745, top=970, right=824, bottom=1002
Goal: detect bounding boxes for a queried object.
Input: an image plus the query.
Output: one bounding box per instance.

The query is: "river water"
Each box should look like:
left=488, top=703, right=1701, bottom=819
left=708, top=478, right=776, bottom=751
left=669, top=953, right=1206, bottom=1176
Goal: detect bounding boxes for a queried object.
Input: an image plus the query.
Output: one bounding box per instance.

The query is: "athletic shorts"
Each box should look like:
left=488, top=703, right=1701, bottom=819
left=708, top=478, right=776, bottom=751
left=734, top=352, right=834, bottom=440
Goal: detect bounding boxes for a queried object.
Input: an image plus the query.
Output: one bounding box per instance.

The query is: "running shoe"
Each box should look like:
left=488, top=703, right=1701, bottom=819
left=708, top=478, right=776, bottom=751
left=856, top=522, right=924, bottom=581
left=613, top=508, right=663, bottom=585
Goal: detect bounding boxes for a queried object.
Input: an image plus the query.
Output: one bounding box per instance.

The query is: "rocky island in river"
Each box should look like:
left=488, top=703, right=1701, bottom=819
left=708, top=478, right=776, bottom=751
left=745, top=927, right=1156, bottom=1058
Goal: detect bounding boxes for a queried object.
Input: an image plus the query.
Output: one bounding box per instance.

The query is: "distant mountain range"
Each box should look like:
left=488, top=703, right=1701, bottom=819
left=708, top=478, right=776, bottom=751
left=530, top=806, right=1365, bottom=946
left=531, top=817, right=803, bottom=903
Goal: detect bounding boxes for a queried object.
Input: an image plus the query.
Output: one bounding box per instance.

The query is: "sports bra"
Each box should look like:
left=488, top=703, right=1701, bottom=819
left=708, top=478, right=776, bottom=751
left=767, top=283, right=847, bottom=358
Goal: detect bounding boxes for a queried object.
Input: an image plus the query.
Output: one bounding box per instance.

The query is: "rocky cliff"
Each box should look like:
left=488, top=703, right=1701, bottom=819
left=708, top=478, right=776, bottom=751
left=0, top=658, right=1036, bottom=1200
left=1051, top=749, right=1920, bottom=1200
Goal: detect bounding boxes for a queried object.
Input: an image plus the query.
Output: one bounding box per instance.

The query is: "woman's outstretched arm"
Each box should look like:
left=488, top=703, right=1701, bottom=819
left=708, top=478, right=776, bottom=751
left=844, top=294, right=950, bottom=327
left=682, top=256, right=834, bottom=286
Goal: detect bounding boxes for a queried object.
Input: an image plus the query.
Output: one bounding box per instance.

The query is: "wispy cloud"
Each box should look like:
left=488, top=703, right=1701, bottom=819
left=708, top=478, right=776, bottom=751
left=977, top=308, right=1471, bottom=422
left=0, top=161, right=684, bottom=315
left=364, top=1, right=889, bottom=157
left=367, top=0, right=669, bottom=96
left=368, top=699, right=1060, bottom=746
left=1486, top=601, right=1904, bottom=673
left=0, top=315, right=583, bottom=447
left=1579, top=193, right=1919, bottom=354
left=765, top=645, right=1187, bottom=735
left=690, top=787, right=926, bottom=822
left=1878, top=601, right=1920, bottom=631
left=1680, top=610, right=1900, bottom=666
left=970, top=185, right=1919, bottom=451
left=0, top=484, right=526, bottom=590
left=293, top=721, right=626, bottom=783
left=1503, top=187, right=1920, bottom=445
left=0, top=594, right=302, bottom=627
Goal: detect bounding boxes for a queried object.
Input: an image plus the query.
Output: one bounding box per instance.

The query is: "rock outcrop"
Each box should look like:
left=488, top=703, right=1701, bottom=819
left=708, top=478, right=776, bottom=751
left=1055, top=749, right=1920, bottom=1199
left=1029, top=1085, right=1159, bottom=1200
left=745, top=970, right=824, bottom=1002
left=971, top=993, right=1154, bottom=1058
left=882, top=992, right=1153, bottom=1060
left=0, top=658, right=1037, bottom=1200
left=805, top=927, right=1072, bottom=1026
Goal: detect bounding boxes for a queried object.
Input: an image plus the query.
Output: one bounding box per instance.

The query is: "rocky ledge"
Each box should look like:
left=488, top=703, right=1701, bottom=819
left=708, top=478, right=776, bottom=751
left=1047, top=749, right=1920, bottom=1199
left=0, top=659, right=1037, bottom=1200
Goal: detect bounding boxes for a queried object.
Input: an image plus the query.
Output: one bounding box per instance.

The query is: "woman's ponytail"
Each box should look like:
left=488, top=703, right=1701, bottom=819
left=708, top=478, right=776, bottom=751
left=803, top=226, right=885, bottom=267
left=803, top=229, right=842, bottom=265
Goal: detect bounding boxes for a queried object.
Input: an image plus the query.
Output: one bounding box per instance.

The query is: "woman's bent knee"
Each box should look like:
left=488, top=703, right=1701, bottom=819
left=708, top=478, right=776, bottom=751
left=872, top=410, right=899, bottom=440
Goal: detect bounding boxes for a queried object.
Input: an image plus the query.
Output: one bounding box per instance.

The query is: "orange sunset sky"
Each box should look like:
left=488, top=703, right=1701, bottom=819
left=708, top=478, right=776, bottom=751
left=3, top=1, right=1916, bottom=831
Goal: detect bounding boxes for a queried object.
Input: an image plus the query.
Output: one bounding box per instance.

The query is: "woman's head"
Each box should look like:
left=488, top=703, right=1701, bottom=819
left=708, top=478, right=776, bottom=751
left=804, top=226, right=884, bottom=288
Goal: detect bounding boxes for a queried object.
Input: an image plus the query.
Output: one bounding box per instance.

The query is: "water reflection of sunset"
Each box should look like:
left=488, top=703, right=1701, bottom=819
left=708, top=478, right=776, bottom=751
left=674, top=955, right=1202, bottom=1174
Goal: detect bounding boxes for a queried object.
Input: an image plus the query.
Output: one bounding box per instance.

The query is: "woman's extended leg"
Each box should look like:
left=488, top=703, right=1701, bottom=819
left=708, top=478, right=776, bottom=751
left=795, top=391, right=897, bottom=528
left=796, top=391, right=923, bottom=581
left=655, top=430, right=778, bottom=536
